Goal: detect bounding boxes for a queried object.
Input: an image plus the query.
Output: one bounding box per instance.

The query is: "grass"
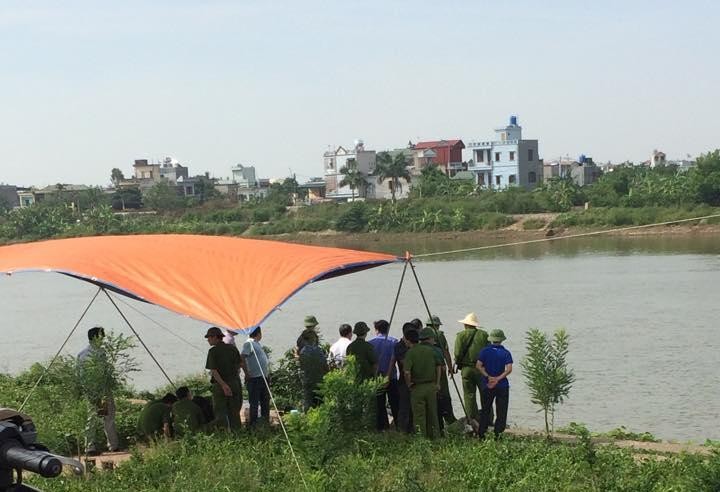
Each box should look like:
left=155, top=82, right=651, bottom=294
left=29, top=431, right=720, bottom=492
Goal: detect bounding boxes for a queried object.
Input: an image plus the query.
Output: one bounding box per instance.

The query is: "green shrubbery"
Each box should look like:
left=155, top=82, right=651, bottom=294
left=4, top=345, right=720, bottom=491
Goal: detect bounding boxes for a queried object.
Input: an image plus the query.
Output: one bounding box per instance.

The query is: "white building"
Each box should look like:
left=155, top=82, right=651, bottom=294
left=324, top=140, right=376, bottom=200
left=650, top=150, right=667, bottom=168
left=466, top=116, right=542, bottom=190
left=231, top=164, right=258, bottom=188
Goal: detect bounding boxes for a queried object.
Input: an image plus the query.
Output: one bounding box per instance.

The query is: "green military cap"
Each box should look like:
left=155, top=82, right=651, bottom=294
left=303, top=315, right=319, bottom=327
left=488, top=329, right=506, bottom=342
left=353, top=321, right=370, bottom=335
left=425, top=315, right=442, bottom=327
left=418, top=327, right=436, bottom=340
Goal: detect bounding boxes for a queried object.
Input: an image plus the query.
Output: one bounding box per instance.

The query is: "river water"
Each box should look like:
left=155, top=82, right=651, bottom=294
left=1, top=234, right=719, bottom=442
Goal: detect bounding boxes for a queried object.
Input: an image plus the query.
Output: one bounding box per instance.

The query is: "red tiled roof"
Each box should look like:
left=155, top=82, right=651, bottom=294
left=414, top=140, right=465, bottom=149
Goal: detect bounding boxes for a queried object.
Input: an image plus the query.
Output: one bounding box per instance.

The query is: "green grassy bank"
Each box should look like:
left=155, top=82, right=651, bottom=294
left=3, top=357, right=719, bottom=492
left=29, top=431, right=720, bottom=492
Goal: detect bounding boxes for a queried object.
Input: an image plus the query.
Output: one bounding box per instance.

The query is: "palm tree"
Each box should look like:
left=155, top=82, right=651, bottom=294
left=375, top=152, right=411, bottom=202
left=339, top=158, right=366, bottom=202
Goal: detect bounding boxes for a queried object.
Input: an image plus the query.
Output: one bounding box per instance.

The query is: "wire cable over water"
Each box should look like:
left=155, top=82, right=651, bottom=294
left=411, top=213, right=720, bottom=259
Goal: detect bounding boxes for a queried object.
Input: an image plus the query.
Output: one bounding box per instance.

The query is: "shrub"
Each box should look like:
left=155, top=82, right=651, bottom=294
left=521, top=328, right=575, bottom=437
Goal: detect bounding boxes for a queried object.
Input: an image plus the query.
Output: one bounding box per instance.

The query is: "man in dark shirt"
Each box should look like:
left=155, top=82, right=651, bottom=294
left=393, top=322, right=418, bottom=433
left=298, top=330, right=328, bottom=411
left=346, top=321, right=378, bottom=381
left=205, top=326, right=243, bottom=430
left=296, top=315, right=320, bottom=356
left=476, top=329, right=513, bottom=439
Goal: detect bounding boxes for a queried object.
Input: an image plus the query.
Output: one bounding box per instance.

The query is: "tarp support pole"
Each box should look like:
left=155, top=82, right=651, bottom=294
left=408, top=259, right=470, bottom=422
left=388, top=261, right=408, bottom=328
left=19, top=286, right=102, bottom=412
left=249, top=342, right=308, bottom=491
left=102, top=289, right=175, bottom=389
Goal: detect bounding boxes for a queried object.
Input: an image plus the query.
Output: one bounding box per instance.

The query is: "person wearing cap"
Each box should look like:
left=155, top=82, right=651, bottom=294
left=241, top=327, right=270, bottom=427
left=426, top=315, right=456, bottom=429
left=205, top=326, right=244, bottom=430
left=368, top=319, right=399, bottom=431
left=403, top=327, right=442, bottom=438
left=298, top=328, right=328, bottom=411
left=393, top=322, right=418, bottom=433
left=328, top=323, right=353, bottom=369
left=476, top=329, right=513, bottom=439
left=453, top=313, right=489, bottom=423
left=346, top=321, right=378, bottom=381
left=296, top=315, right=321, bottom=357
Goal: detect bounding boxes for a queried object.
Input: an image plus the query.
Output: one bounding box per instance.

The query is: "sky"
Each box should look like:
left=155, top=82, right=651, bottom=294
left=1, top=0, right=719, bottom=187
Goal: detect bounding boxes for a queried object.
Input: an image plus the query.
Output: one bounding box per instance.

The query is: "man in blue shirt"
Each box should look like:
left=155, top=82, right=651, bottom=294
left=368, top=319, right=399, bottom=431
left=475, top=329, right=513, bottom=439
left=241, top=327, right=270, bottom=427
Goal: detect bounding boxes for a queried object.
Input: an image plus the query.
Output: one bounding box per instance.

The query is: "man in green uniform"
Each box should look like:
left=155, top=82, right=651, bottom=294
left=205, top=326, right=244, bottom=430
left=453, top=312, right=489, bottom=423
left=346, top=321, right=378, bottom=381
left=298, top=330, right=328, bottom=411
left=137, top=393, right=177, bottom=440
left=172, top=386, right=205, bottom=436
left=426, top=315, right=456, bottom=428
left=403, top=328, right=442, bottom=438
left=296, top=315, right=320, bottom=356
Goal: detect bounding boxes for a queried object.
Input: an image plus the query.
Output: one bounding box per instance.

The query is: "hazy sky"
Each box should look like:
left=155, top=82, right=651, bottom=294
left=2, top=0, right=719, bottom=187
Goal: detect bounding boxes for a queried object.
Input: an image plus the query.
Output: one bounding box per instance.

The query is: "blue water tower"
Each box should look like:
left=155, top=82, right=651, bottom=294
left=510, top=115, right=518, bottom=126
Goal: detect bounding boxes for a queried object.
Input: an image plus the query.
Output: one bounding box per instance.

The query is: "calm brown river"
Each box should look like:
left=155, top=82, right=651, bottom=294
left=2, top=234, right=719, bottom=442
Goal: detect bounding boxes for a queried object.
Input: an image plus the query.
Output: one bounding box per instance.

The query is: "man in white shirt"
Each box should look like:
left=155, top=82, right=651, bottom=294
left=78, top=326, right=120, bottom=453
left=328, top=324, right=353, bottom=368
left=240, top=327, right=270, bottom=427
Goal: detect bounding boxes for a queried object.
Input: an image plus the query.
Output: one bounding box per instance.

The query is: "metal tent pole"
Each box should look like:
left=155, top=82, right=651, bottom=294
left=19, top=287, right=103, bottom=412
left=102, top=289, right=175, bottom=388
left=407, top=259, right=470, bottom=421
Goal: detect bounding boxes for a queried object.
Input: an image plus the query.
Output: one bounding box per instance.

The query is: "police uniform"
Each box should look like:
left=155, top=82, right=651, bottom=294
left=454, top=313, right=489, bottom=421
left=206, top=341, right=243, bottom=430
left=404, top=329, right=442, bottom=438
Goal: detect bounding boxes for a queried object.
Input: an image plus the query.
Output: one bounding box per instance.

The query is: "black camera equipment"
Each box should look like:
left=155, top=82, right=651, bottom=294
left=0, top=409, right=83, bottom=492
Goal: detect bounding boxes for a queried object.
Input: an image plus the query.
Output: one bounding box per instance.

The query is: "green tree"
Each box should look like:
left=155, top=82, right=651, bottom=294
left=339, top=158, right=366, bottom=202
left=375, top=152, right=412, bottom=202
left=110, top=168, right=125, bottom=186
left=521, top=328, right=575, bottom=437
left=111, top=187, right=142, bottom=210
left=536, top=176, right=583, bottom=212
left=144, top=182, right=185, bottom=210
left=691, top=149, right=720, bottom=206
left=192, top=176, right=220, bottom=205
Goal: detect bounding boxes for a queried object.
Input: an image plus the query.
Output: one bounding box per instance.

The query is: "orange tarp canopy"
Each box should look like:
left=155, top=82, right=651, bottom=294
left=0, top=235, right=400, bottom=331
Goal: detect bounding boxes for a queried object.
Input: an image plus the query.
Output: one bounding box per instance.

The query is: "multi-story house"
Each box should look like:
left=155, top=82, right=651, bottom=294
left=466, top=116, right=542, bottom=190
left=324, top=140, right=376, bottom=200
left=412, top=140, right=465, bottom=177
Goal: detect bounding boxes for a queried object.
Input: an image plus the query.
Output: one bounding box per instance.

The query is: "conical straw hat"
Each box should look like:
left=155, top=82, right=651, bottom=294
left=458, top=312, right=479, bottom=327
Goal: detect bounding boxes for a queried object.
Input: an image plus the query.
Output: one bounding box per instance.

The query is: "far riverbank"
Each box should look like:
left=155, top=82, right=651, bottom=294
left=260, top=219, right=720, bottom=256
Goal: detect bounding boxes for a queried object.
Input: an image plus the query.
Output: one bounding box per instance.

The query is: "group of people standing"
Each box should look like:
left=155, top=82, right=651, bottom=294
left=298, top=312, right=513, bottom=440
left=79, top=310, right=512, bottom=453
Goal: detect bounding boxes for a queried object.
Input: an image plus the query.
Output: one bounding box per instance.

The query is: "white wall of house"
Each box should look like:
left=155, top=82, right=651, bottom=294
left=466, top=117, right=541, bottom=190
